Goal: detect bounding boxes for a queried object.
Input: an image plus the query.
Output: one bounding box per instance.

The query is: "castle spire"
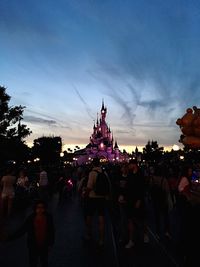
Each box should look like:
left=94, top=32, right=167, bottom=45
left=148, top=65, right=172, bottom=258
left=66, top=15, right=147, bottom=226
left=101, top=99, right=105, bottom=111
left=114, top=140, right=119, bottom=149
left=96, top=113, right=99, bottom=125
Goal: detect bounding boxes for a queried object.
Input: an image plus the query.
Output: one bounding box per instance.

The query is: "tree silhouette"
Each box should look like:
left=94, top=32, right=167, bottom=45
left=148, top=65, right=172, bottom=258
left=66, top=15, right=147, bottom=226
left=0, top=86, right=32, bottom=165
left=143, top=140, right=164, bottom=162
left=0, top=86, right=31, bottom=139
left=32, top=136, right=62, bottom=165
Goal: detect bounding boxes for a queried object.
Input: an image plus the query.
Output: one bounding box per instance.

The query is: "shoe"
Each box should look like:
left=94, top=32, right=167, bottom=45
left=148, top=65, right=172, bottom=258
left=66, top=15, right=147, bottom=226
left=143, top=234, right=149, bottom=243
left=125, top=240, right=134, bottom=249
left=155, top=233, right=160, bottom=241
left=165, top=232, right=172, bottom=240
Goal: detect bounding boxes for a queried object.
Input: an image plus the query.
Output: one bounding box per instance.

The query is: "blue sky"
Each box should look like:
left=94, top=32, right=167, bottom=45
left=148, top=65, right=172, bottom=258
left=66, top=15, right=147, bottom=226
left=1, top=0, right=200, bottom=152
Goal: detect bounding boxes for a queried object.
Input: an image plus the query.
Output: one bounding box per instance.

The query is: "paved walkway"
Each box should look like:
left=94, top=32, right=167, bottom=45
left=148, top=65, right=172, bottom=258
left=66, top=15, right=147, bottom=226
left=0, top=194, right=117, bottom=267
left=1, top=194, right=194, bottom=267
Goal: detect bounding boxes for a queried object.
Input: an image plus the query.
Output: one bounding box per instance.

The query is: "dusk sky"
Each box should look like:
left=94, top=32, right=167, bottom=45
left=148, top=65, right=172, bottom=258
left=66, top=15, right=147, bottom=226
left=1, top=0, right=200, bottom=152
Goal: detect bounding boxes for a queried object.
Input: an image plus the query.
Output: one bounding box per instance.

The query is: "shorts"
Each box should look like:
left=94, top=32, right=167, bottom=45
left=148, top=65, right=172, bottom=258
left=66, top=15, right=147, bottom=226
left=126, top=202, right=145, bottom=220
left=1, top=192, right=15, bottom=199
left=85, top=197, right=106, bottom=216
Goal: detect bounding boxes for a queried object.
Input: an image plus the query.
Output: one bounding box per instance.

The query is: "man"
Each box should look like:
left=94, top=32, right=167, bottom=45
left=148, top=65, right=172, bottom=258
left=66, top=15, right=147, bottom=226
left=124, top=159, right=146, bottom=248
left=84, top=157, right=110, bottom=248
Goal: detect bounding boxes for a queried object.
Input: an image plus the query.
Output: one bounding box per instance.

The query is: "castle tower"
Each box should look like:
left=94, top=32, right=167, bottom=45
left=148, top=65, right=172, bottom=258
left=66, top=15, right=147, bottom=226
left=75, top=101, right=129, bottom=165
left=114, top=140, right=119, bottom=160
left=101, top=99, right=107, bottom=122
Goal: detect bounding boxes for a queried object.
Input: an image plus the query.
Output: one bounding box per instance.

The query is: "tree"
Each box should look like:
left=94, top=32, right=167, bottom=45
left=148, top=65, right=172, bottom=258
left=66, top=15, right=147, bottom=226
left=0, top=86, right=31, bottom=139
left=143, top=140, right=164, bottom=162
left=32, top=136, right=62, bottom=165
left=0, top=86, right=32, bottom=165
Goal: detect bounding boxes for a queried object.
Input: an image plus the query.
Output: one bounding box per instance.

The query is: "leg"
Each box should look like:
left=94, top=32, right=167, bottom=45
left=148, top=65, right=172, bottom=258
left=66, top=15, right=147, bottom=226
left=84, top=198, right=94, bottom=240
left=0, top=197, right=7, bottom=217
left=85, top=215, right=93, bottom=239
left=125, top=218, right=135, bottom=248
left=40, top=247, right=49, bottom=267
left=153, top=202, right=161, bottom=237
left=163, top=208, right=171, bottom=237
left=28, top=248, right=39, bottom=267
left=98, top=215, right=105, bottom=244
left=119, top=204, right=127, bottom=241
left=127, top=218, right=134, bottom=241
left=143, top=220, right=149, bottom=243
left=7, top=197, right=14, bottom=217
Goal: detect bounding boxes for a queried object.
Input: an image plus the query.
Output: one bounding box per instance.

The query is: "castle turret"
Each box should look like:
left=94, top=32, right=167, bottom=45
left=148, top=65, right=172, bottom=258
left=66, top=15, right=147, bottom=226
left=114, top=140, right=119, bottom=149
left=114, top=140, right=119, bottom=161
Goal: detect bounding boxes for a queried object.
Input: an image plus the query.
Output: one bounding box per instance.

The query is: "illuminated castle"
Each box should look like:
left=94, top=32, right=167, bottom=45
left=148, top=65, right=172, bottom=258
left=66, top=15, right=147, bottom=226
left=75, top=101, right=128, bottom=165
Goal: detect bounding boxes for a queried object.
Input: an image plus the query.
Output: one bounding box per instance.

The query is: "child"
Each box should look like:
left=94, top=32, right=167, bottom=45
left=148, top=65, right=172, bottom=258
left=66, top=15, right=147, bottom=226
left=6, top=199, right=55, bottom=267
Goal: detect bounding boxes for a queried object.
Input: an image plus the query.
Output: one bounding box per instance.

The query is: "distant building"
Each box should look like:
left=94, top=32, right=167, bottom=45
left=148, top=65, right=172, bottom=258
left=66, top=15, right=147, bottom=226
left=74, top=101, right=129, bottom=165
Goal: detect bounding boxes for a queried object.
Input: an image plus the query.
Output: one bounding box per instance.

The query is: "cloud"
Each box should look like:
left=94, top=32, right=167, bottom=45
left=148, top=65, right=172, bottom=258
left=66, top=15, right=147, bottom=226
left=73, top=85, right=95, bottom=120
left=139, top=99, right=167, bottom=112
left=133, top=122, right=176, bottom=128
left=115, top=130, right=131, bottom=134
left=87, top=64, right=136, bottom=129
left=23, top=115, right=57, bottom=125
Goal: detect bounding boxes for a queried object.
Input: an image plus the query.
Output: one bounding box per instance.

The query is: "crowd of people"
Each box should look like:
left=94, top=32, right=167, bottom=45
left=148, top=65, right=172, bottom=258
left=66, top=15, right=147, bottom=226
left=0, top=157, right=200, bottom=266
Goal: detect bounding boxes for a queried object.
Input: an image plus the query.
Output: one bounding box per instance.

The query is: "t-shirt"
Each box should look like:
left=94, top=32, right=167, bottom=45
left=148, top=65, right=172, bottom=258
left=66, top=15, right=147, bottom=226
left=39, top=171, right=48, bottom=186
left=34, top=215, right=47, bottom=247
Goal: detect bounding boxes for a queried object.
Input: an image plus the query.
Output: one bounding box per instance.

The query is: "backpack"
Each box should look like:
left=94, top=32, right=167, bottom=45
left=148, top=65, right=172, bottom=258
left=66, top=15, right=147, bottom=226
left=94, top=170, right=110, bottom=196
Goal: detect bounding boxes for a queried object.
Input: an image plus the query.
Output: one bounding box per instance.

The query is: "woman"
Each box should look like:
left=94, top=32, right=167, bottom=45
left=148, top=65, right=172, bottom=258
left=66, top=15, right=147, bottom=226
left=15, top=169, right=30, bottom=208
left=0, top=166, right=16, bottom=217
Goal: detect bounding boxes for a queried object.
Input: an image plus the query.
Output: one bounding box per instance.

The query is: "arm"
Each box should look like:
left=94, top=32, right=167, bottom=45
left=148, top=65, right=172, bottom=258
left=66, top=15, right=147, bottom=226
left=7, top=216, right=30, bottom=242
left=85, top=171, right=95, bottom=196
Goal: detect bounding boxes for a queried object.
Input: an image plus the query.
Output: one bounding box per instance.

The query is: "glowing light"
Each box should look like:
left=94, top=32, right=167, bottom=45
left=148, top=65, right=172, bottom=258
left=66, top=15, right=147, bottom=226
left=100, top=158, right=107, bottom=163
left=172, top=144, right=180, bottom=151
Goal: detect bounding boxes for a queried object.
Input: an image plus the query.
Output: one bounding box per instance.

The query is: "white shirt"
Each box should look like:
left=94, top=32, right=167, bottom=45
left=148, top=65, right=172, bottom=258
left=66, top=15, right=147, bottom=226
left=39, top=171, right=48, bottom=186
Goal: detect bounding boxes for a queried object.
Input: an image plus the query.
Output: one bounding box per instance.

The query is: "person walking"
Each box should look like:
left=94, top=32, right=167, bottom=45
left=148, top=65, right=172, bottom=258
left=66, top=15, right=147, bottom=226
left=84, top=157, right=110, bottom=248
left=124, top=159, right=145, bottom=249
left=0, top=166, right=16, bottom=218
left=150, top=164, right=172, bottom=240
left=117, top=163, right=129, bottom=243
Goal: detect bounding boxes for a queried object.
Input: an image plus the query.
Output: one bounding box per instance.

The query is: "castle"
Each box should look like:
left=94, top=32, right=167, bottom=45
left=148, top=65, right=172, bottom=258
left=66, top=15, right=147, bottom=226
left=74, top=101, right=128, bottom=165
